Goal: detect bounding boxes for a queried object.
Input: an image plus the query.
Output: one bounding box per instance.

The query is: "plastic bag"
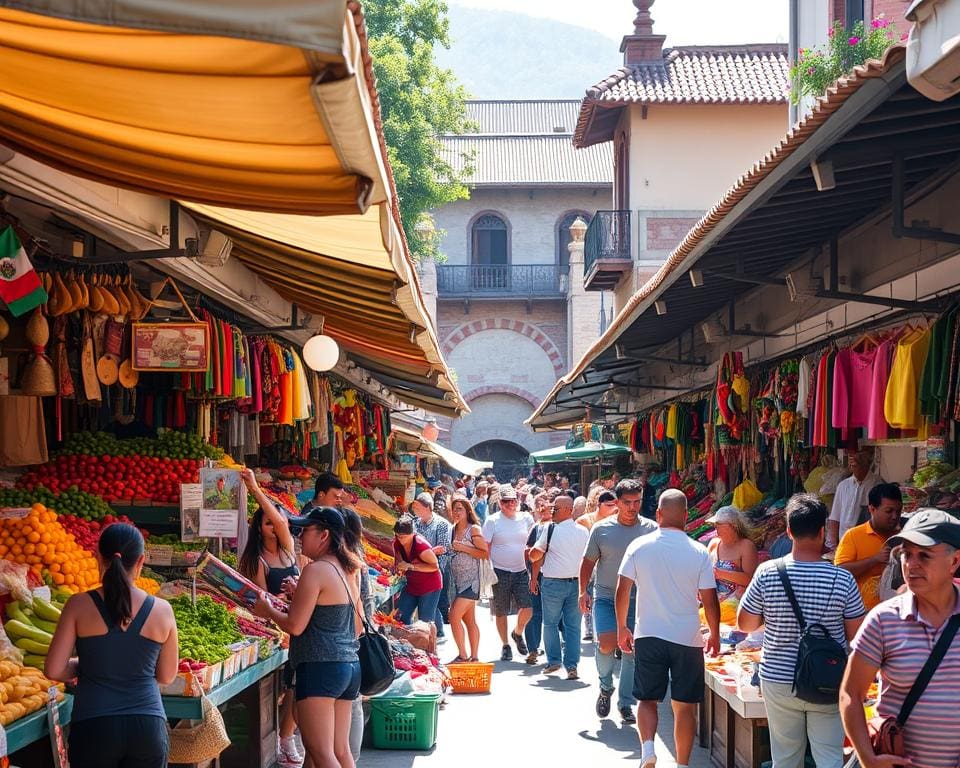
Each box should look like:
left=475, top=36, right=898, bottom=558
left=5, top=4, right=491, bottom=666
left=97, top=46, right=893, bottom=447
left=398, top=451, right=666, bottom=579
left=375, top=671, right=416, bottom=698
left=0, top=560, right=32, bottom=604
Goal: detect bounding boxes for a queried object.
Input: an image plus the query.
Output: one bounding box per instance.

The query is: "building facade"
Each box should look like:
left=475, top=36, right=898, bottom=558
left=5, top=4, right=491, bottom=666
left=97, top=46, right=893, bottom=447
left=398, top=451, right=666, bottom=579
left=419, top=100, right=612, bottom=476
left=575, top=1, right=792, bottom=316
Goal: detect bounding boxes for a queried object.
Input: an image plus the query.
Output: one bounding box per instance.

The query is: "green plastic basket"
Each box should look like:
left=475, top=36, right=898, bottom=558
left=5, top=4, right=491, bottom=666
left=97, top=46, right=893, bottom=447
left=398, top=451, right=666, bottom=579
left=369, top=694, right=441, bottom=750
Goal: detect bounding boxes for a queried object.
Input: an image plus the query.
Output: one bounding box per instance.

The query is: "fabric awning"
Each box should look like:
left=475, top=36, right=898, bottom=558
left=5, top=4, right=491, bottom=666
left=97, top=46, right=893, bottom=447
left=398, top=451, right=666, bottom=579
left=0, top=3, right=385, bottom=215
left=528, top=442, right=631, bottom=464
left=392, top=426, right=492, bottom=477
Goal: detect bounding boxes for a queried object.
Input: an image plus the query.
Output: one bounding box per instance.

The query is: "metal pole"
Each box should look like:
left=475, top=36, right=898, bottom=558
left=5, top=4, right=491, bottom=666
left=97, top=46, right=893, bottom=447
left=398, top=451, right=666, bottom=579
left=788, top=0, right=800, bottom=128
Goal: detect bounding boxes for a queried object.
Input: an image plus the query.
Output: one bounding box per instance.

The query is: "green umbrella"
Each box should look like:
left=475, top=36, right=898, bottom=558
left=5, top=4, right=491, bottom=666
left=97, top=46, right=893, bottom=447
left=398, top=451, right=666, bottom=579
left=528, top=441, right=631, bottom=464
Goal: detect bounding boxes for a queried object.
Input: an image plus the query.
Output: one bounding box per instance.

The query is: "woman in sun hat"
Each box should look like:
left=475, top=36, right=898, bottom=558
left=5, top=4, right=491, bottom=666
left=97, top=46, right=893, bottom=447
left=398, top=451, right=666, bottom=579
left=706, top=505, right=758, bottom=601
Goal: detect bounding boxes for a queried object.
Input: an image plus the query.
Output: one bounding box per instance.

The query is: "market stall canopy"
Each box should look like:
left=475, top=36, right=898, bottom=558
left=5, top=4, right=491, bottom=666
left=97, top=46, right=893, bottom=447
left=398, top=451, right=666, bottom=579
left=391, top=425, right=492, bottom=477
left=529, top=442, right=631, bottom=464
left=0, top=2, right=383, bottom=214
left=0, top=1, right=468, bottom=416
left=528, top=46, right=960, bottom=429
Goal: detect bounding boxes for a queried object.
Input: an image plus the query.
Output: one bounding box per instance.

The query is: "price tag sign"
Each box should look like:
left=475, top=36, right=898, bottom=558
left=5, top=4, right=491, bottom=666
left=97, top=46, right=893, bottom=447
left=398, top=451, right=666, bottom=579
left=199, top=509, right=239, bottom=538
left=145, top=544, right=174, bottom=567
left=0, top=507, right=30, bottom=520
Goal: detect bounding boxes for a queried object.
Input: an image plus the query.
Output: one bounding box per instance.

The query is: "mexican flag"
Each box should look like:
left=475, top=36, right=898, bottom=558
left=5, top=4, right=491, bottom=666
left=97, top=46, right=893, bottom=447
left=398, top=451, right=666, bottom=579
left=0, top=226, right=47, bottom=317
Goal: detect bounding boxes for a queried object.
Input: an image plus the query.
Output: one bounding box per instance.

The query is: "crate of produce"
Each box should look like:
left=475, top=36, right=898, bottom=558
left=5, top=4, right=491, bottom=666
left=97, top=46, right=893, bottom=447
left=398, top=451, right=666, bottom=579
left=447, top=662, right=493, bottom=694
left=369, top=694, right=441, bottom=751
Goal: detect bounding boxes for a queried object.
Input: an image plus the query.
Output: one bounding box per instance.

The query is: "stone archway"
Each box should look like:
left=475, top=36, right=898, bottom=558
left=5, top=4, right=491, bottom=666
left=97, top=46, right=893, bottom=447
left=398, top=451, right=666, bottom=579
left=466, top=440, right=529, bottom=481
left=442, top=318, right=565, bottom=376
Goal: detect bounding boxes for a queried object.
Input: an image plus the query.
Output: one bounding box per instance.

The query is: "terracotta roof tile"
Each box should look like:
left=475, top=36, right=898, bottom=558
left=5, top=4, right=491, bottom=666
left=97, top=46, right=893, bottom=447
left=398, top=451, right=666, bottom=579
left=575, top=44, right=790, bottom=147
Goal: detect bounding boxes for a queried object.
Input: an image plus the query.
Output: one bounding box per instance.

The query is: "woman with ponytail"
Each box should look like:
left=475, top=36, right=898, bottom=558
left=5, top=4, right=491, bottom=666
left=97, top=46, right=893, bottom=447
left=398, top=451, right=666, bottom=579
left=46, top=523, right=178, bottom=768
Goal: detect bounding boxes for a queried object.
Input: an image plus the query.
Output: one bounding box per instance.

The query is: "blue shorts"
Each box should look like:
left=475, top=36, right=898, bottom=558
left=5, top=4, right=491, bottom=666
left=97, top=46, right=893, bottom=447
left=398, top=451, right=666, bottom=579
left=593, top=594, right=635, bottom=636
left=295, top=660, right=361, bottom=701
left=456, top=586, right=479, bottom=600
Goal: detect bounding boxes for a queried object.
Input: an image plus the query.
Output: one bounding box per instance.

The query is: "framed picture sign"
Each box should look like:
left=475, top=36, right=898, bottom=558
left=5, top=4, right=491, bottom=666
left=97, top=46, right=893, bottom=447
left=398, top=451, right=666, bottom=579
left=131, top=322, right=209, bottom=371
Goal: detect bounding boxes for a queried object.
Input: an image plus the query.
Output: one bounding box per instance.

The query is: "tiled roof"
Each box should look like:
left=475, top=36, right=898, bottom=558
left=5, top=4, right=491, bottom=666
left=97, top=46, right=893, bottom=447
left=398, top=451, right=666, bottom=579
left=575, top=44, right=790, bottom=147
left=530, top=45, right=907, bottom=427
left=442, top=100, right=612, bottom=186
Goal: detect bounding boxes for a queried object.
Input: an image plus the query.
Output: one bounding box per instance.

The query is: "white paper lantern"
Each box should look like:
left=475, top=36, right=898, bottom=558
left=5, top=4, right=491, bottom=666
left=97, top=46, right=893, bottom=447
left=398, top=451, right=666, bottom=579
left=302, top=334, right=340, bottom=372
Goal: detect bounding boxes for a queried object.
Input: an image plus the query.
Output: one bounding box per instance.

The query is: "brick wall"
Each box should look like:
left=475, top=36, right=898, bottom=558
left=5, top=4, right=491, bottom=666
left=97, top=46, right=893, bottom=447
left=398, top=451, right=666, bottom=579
left=646, top=217, right=700, bottom=250
left=869, top=0, right=910, bottom=25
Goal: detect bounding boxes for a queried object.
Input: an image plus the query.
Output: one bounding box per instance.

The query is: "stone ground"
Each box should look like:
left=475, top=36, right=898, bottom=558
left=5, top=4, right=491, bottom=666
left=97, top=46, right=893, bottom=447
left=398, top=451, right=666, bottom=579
left=360, top=603, right=711, bottom=767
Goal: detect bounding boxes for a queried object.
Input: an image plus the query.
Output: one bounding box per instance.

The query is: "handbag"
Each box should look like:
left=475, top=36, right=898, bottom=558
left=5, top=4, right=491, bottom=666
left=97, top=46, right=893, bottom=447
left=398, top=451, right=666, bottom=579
left=867, top=613, right=960, bottom=756
left=167, top=690, right=231, bottom=764
left=479, top=557, right=498, bottom=600
left=332, top=564, right=396, bottom=696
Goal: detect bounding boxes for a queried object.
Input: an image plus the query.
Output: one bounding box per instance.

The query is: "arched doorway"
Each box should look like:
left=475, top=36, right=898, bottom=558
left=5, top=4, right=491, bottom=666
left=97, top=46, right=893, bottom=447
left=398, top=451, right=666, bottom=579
left=466, top=440, right=529, bottom=481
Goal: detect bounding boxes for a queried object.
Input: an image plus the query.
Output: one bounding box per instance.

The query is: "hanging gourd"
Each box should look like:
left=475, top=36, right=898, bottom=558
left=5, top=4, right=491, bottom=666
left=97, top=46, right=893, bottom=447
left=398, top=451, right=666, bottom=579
left=21, top=308, right=56, bottom=396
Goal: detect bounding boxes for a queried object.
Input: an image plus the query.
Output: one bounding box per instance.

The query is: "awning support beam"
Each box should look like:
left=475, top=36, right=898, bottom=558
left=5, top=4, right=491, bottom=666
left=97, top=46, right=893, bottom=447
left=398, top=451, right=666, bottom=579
left=892, top=154, right=960, bottom=246
left=814, top=288, right=941, bottom=311
left=702, top=268, right=786, bottom=287
left=72, top=201, right=185, bottom=265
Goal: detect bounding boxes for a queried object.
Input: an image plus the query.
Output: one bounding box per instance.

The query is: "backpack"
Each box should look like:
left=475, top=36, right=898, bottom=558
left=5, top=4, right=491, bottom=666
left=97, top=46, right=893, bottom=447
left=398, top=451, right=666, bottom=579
left=776, top=560, right=848, bottom=705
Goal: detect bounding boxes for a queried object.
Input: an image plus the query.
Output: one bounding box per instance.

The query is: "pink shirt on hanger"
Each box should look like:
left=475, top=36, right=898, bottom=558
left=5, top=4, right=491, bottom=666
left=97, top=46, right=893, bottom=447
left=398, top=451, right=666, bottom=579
left=868, top=339, right=895, bottom=439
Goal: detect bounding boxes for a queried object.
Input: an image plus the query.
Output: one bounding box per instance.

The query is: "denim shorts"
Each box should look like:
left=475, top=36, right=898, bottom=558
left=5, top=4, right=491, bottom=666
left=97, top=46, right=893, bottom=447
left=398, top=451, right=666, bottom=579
left=592, top=593, right=636, bottom=636
left=295, top=660, right=361, bottom=701
left=457, top=586, right=479, bottom=600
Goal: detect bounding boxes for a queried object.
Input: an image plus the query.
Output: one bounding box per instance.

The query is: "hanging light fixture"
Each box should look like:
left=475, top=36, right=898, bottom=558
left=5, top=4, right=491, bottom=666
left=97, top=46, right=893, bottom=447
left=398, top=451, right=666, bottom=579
left=302, top=319, right=340, bottom=372
left=422, top=418, right=440, bottom=442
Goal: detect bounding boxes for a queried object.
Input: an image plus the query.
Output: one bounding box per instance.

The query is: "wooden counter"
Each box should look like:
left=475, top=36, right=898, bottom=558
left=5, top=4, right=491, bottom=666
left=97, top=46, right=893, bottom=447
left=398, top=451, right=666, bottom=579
left=699, top=669, right=770, bottom=768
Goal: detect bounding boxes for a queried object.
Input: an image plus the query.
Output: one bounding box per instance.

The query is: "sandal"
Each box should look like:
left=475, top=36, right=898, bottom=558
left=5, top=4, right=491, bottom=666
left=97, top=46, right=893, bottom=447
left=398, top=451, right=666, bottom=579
left=447, top=656, right=468, bottom=664
left=468, top=657, right=479, bottom=662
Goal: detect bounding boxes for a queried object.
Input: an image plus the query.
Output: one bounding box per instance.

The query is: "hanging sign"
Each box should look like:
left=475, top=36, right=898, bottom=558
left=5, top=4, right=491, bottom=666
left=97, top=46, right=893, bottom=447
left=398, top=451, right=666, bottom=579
left=199, top=509, right=240, bottom=538
left=131, top=322, right=209, bottom=371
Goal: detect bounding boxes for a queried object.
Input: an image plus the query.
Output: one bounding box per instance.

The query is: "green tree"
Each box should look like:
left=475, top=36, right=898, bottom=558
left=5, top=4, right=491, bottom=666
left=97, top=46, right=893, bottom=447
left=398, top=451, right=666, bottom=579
left=363, top=0, right=473, bottom=261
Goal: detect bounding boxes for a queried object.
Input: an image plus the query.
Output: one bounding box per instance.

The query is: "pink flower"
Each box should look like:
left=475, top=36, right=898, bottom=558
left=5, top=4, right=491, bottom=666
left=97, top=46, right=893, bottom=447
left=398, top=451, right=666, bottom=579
left=849, top=36, right=860, bottom=45
left=807, top=66, right=815, bottom=74
left=900, top=31, right=909, bottom=41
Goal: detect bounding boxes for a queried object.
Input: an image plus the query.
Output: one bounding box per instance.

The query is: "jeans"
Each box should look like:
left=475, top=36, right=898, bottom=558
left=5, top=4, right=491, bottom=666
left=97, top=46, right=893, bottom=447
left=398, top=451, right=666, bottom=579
left=525, top=571, right=543, bottom=652
left=761, top=679, right=844, bottom=768
left=396, top=588, right=442, bottom=628
left=593, top=595, right=636, bottom=708
left=436, top=562, right=452, bottom=635
left=540, top=578, right=581, bottom=669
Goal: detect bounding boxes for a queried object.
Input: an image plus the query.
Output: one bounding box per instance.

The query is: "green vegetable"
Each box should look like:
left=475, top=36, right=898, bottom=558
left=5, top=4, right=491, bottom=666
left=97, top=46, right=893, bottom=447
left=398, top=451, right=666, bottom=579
left=169, top=596, right=242, bottom=663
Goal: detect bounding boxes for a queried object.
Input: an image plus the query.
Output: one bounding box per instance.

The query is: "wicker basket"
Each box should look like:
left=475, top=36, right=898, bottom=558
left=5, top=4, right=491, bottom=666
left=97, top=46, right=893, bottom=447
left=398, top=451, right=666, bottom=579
left=447, top=662, right=494, bottom=694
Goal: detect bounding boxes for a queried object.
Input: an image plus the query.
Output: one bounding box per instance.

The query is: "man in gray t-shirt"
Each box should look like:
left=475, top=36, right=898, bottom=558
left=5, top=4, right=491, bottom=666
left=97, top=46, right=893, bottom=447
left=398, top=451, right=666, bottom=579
left=579, top=480, right=658, bottom=723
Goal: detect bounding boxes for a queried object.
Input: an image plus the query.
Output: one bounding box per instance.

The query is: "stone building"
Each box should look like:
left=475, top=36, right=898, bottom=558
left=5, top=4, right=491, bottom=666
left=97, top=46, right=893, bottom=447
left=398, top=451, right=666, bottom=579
left=418, top=100, right=612, bottom=477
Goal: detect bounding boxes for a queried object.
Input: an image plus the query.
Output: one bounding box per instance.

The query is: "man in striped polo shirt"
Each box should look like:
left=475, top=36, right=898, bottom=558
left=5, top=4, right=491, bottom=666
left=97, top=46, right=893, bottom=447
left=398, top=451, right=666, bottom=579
left=840, top=509, right=960, bottom=768
left=738, top=494, right=865, bottom=768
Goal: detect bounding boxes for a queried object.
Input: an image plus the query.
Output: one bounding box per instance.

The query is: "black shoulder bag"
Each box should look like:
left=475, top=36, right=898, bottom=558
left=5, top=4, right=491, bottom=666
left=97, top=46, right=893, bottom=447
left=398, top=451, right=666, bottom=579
left=332, top=565, right=396, bottom=696
left=776, top=560, right=848, bottom=704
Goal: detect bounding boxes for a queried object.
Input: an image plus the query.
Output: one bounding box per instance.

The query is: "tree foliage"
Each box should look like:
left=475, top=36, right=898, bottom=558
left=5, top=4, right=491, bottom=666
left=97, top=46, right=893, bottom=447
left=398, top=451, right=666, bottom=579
left=363, top=0, right=473, bottom=261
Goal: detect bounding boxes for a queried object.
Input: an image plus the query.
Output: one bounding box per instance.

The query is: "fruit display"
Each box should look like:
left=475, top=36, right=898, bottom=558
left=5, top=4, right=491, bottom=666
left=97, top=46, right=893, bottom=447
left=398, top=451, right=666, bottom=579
left=4, top=592, right=69, bottom=669
left=135, top=576, right=161, bottom=595
left=0, top=504, right=99, bottom=590
left=0, top=660, right=64, bottom=725
left=0, top=486, right=114, bottom=522
left=58, top=514, right=145, bottom=552
left=146, top=533, right=206, bottom=553
left=169, top=595, right=242, bottom=664
left=60, top=430, right=224, bottom=460
left=18, top=452, right=201, bottom=504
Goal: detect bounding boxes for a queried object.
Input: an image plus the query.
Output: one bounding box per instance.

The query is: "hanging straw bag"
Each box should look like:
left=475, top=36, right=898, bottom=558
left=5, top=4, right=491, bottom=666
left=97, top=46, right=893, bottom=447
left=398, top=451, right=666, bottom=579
left=167, top=690, right=231, bottom=764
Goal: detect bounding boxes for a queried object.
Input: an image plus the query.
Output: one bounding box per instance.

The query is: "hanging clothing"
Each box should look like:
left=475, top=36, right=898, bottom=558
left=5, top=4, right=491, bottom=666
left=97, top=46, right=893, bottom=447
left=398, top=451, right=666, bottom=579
left=867, top=339, right=896, bottom=440
left=919, top=310, right=956, bottom=420
left=796, top=356, right=811, bottom=418
left=832, top=345, right=878, bottom=432
left=884, top=327, right=932, bottom=430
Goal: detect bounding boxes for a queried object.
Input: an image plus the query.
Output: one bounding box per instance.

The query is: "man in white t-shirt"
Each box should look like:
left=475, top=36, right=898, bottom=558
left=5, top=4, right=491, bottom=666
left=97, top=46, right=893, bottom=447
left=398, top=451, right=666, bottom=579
left=617, top=488, right=720, bottom=768
left=482, top=483, right=534, bottom=661
left=529, top=495, right=589, bottom=679
left=826, top=449, right=880, bottom=548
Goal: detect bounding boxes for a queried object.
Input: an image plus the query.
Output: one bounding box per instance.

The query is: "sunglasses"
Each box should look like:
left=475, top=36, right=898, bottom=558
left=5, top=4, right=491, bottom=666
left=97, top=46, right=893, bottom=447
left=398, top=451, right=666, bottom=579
left=291, top=524, right=322, bottom=539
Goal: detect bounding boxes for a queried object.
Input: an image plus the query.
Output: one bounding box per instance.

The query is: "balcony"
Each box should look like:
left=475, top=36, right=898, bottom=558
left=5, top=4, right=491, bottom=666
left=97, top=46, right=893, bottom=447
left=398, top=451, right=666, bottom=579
left=436, top=264, right=565, bottom=299
left=584, top=210, right=632, bottom=291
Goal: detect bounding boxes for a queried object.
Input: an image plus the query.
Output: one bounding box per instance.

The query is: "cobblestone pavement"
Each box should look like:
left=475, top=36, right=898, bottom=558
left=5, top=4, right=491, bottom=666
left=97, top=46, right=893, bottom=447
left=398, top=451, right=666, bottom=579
left=360, top=603, right=711, bottom=767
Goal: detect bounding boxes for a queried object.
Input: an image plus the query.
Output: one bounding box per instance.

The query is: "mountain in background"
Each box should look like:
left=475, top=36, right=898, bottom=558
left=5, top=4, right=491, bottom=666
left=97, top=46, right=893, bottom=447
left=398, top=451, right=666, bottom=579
left=436, top=5, right=623, bottom=100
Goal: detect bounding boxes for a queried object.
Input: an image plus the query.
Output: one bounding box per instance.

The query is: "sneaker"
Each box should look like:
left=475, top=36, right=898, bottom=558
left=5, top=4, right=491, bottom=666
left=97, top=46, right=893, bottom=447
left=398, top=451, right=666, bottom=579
left=619, top=705, right=636, bottom=724
left=500, top=644, right=513, bottom=661
left=583, top=632, right=594, bottom=642
left=641, top=756, right=657, bottom=768
left=278, top=747, right=302, bottom=768
left=596, top=688, right=612, bottom=717
left=543, top=664, right=562, bottom=674
left=511, top=631, right=528, bottom=656
left=525, top=651, right=539, bottom=665
left=566, top=667, right=579, bottom=680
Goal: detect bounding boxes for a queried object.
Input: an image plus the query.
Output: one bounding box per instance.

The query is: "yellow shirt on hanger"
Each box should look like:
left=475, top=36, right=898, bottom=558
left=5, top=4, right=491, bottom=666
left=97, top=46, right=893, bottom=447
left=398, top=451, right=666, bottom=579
left=883, top=327, right=931, bottom=430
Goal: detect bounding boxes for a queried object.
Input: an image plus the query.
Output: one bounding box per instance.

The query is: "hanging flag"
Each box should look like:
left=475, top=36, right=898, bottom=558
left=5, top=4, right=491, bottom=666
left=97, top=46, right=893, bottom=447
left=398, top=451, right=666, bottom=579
left=0, top=226, right=47, bottom=316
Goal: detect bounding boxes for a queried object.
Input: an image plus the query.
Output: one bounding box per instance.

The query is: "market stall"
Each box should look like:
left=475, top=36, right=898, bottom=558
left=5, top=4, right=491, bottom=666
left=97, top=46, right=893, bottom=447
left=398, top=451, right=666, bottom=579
left=529, top=439, right=632, bottom=490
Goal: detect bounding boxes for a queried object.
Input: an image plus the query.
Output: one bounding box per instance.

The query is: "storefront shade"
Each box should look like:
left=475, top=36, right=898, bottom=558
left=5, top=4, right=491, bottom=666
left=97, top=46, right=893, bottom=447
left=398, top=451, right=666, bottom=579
left=529, top=442, right=631, bottom=464
left=0, top=4, right=384, bottom=215
left=392, top=426, right=492, bottom=477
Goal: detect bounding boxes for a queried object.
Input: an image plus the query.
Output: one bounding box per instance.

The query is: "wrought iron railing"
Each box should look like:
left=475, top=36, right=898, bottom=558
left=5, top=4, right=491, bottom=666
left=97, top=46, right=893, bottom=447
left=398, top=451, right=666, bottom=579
left=436, top=264, right=564, bottom=297
left=584, top=210, right=632, bottom=274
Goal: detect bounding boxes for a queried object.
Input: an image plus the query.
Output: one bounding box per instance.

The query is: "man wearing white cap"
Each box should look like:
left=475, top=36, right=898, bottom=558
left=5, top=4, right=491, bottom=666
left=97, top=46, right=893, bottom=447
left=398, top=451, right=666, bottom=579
left=482, top=483, right=534, bottom=661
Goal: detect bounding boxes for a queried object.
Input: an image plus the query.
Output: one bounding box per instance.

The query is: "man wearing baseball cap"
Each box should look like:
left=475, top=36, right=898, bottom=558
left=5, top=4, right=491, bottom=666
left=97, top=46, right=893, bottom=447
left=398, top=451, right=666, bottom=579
left=842, top=509, right=960, bottom=768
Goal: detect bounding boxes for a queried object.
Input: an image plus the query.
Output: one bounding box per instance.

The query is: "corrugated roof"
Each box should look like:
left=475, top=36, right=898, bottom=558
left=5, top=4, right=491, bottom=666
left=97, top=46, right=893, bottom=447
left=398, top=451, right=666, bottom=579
left=442, top=100, right=612, bottom=186
left=530, top=45, right=914, bottom=428
left=464, top=100, right=583, bottom=135
left=442, top=135, right=612, bottom=186
left=575, top=45, right=790, bottom=147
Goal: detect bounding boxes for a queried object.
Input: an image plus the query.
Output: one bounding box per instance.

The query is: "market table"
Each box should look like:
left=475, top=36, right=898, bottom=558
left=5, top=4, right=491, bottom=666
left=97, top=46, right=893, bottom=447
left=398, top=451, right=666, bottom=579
left=166, top=650, right=288, bottom=768
left=7, top=696, right=72, bottom=762
left=699, top=668, right=770, bottom=768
